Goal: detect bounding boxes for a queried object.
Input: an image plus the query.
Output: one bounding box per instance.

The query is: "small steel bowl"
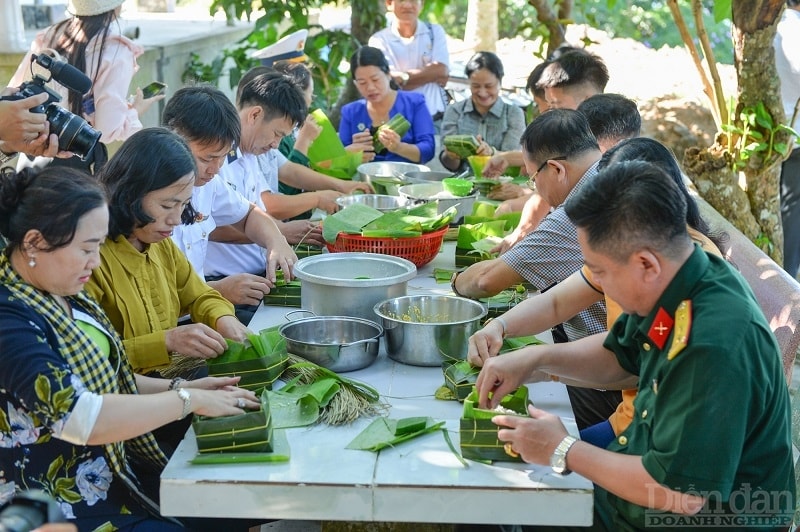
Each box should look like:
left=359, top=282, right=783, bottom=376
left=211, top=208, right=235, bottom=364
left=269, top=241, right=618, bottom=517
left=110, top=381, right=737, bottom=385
left=279, top=315, right=383, bottom=372
left=335, top=194, right=407, bottom=212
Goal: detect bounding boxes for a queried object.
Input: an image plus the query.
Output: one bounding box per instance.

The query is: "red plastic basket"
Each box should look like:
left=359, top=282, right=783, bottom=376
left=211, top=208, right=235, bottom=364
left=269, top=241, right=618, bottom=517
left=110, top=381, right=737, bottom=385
left=325, top=226, right=448, bottom=268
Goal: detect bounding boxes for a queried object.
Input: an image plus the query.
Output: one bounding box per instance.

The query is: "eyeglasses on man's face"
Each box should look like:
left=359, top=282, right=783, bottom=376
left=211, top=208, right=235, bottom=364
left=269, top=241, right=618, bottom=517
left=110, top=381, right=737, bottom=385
left=527, top=156, right=567, bottom=189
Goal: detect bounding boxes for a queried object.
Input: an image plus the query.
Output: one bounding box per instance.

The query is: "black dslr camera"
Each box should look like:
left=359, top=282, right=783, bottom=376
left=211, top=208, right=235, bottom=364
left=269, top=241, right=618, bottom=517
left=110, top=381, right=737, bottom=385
left=1, top=53, right=101, bottom=160
left=0, top=490, right=66, bottom=532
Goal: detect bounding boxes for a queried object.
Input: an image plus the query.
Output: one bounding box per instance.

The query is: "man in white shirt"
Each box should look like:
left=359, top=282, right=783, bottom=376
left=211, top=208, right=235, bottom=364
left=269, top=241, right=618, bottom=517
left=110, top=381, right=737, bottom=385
left=369, top=0, right=450, bottom=121
left=163, top=86, right=300, bottom=320
left=204, top=71, right=331, bottom=322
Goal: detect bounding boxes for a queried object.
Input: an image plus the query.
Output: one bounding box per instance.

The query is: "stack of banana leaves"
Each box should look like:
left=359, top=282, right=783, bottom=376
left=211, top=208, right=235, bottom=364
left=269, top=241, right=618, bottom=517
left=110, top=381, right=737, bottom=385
left=322, top=201, right=457, bottom=244
left=293, top=244, right=324, bottom=259
left=262, top=269, right=301, bottom=307
left=209, top=326, right=387, bottom=428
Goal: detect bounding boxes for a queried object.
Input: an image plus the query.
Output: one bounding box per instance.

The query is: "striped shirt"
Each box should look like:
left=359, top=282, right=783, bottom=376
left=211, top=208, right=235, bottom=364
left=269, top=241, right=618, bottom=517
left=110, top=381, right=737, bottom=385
left=502, top=162, right=607, bottom=341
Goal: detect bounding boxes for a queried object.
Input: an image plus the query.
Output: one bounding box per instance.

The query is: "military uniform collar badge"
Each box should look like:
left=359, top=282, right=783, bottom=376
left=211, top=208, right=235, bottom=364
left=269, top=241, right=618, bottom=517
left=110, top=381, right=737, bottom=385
left=227, top=144, right=238, bottom=164
left=647, top=307, right=674, bottom=350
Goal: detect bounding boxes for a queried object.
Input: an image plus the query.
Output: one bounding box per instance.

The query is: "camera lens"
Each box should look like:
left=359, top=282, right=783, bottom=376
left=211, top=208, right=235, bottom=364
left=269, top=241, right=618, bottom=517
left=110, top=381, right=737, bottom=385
left=0, top=506, right=44, bottom=532
left=45, top=105, right=101, bottom=160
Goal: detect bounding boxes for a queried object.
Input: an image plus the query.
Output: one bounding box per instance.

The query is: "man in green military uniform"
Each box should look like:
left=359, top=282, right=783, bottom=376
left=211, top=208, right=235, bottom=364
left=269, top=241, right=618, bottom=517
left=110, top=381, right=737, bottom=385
left=475, top=160, right=795, bottom=531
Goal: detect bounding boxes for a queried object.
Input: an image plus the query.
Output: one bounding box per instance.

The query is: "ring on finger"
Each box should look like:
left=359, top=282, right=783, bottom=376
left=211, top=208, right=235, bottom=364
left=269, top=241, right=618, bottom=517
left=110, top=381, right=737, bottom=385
left=237, top=397, right=246, bottom=409
left=503, top=441, right=519, bottom=458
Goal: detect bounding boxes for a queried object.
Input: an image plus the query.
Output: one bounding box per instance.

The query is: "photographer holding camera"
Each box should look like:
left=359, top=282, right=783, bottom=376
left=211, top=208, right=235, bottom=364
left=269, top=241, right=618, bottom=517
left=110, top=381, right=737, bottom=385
left=1, top=54, right=100, bottom=168
left=0, top=92, right=62, bottom=163
left=8, top=0, right=163, bottom=174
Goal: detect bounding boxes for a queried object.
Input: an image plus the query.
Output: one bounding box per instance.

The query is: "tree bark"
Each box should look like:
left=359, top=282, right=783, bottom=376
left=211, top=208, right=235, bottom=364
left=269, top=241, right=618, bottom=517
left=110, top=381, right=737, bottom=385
left=684, top=143, right=762, bottom=241
left=464, top=0, right=498, bottom=52
left=527, top=0, right=569, bottom=57
left=679, top=0, right=787, bottom=262
left=732, top=0, right=786, bottom=261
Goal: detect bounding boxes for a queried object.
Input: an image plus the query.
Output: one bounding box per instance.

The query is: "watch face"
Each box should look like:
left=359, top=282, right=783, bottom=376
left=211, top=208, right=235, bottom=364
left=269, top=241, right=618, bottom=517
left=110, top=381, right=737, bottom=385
left=551, top=455, right=567, bottom=474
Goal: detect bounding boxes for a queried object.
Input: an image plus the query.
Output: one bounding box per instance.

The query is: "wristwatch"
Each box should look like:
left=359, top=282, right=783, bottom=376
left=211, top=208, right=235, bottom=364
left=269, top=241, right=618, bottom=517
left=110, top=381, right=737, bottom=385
left=550, top=435, right=577, bottom=475
left=398, top=72, right=410, bottom=88
left=176, top=388, right=192, bottom=420
left=0, top=150, right=18, bottom=166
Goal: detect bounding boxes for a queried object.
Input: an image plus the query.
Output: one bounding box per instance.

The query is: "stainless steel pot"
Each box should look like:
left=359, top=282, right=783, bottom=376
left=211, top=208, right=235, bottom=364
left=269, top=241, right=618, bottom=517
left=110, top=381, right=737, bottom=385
left=402, top=169, right=470, bottom=183
left=279, top=315, right=383, bottom=372
left=397, top=182, right=478, bottom=223
left=356, top=161, right=430, bottom=188
left=293, top=253, right=417, bottom=321
left=402, top=170, right=454, bottom=183
left=373, top=295, right=488, bottom=366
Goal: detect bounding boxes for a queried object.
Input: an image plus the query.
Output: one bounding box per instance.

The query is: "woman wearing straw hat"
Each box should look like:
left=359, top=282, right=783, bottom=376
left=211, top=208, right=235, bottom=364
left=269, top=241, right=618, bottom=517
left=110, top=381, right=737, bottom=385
left=9, top=0, right=163, bottom=173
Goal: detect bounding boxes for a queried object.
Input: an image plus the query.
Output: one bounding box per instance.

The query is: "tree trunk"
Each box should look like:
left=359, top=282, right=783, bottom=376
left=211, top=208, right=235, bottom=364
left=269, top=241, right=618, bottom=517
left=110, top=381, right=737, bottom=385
left=731, top=0, right=787, bottom=262
left=527, top=0, right=570, bottom=57
left=684, top=144, right=762, bottom=240
left=464, top=0, right=498, bottom=52
left=681, top=0, right=787, bottom=262
left=329, top=0, right=386, bottom=127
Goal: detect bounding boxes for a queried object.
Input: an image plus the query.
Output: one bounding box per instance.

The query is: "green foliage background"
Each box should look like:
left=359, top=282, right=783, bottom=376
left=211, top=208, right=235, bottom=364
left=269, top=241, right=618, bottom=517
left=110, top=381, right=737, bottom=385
left=183, top=0, right=734, bottom=116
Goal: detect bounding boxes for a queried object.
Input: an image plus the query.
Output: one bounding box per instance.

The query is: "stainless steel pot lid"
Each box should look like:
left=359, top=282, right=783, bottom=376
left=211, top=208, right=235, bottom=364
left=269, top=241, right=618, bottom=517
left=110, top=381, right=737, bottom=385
left=293, top=253, right=417, bottom=287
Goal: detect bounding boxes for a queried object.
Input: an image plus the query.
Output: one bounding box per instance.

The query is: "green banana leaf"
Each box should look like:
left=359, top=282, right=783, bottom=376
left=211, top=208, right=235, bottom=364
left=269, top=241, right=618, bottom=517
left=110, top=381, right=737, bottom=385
left=442, top=360, right=481, bottom=401
left=433, top=267, right=459, bottom=283
left=281, top=377, right=341, bottom=408
left=499, top=335, right=544, bottom=353
left=460, top=386, right=530, bottom=462
left=310, top=151, right=362, bottom=180
left=346, top=417, right=445, bottom=451
left=307, top=109, right=346, bottom=163
left=361, top=229, right=422, bottom=238
left=193, top=389, right=274, bottom=453
left=322, top=203, right=384, bottom=243
left=456, top=220, right=508, bottom=249
left=266, top=378, right=340, bottom=429
left=208, top=336, right=288, bottom=392
left=190, top=429, right=290, bottom=464
left=404, top=201, right=438, bottom=218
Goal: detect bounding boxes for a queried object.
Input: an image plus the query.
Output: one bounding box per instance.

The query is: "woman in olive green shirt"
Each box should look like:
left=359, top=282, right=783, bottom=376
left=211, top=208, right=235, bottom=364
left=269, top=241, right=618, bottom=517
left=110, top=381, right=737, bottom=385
left=85, top=128, right=248, bottom=376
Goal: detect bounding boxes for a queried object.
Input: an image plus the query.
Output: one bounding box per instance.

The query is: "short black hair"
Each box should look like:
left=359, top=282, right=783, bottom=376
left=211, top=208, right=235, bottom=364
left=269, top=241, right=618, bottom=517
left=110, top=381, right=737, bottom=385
left=520, top=108, right=599, bottom=163
left=98, top=127, right=197, bottom=239
left=526, top=61, right=549, bottom=99
left=577, top=93, right=641, bottom=144
left=538, top=49, right=609, bottom=93
left=350, top=45, right=391, bottom=77
left=599, top=137, right=711, bottom=240
left=565, top=160, right=690, bottom=262
left=162, top=85, right=241, bottom=149
left=236, top=69, right=307, bottom=126
left=0, top=166, right=106, bottom=254
left=465, top=51, right=504, bottom=81
left=273, top=61, right=313, bottom=92
left=349, top=46, right=401, bottom=91
left=236, top=66, right=273, bottom=103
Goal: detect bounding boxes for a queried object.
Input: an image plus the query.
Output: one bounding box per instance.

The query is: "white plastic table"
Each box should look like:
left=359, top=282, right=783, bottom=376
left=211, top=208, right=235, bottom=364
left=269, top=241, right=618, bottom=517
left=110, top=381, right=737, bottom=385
left=159, top=242, right=594, bottom=526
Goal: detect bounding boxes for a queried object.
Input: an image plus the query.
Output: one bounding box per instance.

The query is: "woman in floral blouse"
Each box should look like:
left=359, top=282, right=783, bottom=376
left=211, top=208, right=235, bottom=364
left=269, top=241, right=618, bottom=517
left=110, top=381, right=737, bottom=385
left=0, top=166, right=258, bottom=530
